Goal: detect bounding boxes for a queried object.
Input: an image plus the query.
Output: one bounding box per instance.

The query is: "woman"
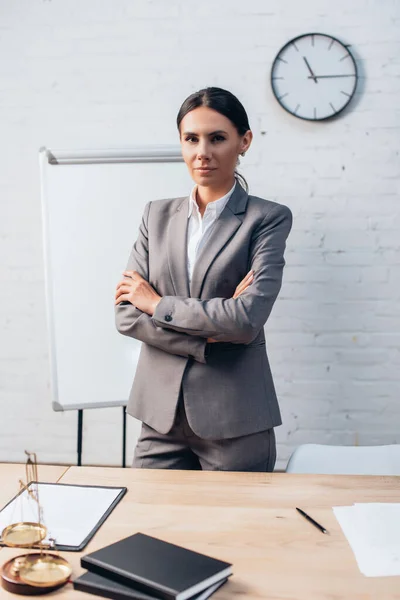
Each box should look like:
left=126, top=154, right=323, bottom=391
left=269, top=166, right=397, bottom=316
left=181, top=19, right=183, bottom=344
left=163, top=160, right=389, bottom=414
left=115, top=87, right=292, bottom=471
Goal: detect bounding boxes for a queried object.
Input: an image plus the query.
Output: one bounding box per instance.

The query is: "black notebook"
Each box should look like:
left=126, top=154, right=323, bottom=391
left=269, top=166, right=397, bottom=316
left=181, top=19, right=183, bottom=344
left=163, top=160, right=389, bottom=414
left=81, top=533, right=232, bottom=600
left=73, top=571, right=227, bottom=600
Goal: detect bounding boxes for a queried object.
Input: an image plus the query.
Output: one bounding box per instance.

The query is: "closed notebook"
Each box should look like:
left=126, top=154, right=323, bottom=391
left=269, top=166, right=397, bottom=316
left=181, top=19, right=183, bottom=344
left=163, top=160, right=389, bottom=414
left=73, top=571, right=227, bottom=600
left=81, top=533, right=232, bottom=600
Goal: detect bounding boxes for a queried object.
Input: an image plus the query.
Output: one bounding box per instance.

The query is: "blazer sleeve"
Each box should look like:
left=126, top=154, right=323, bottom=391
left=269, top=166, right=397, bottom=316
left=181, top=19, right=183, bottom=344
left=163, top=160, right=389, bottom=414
left=152, top=204, right=292, bottom=345
left=115, top=201, right=208, bottom=364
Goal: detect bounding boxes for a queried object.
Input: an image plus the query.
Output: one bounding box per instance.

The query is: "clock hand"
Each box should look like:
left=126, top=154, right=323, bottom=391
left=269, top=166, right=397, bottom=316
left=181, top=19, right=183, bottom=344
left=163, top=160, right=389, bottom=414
left=307, top=74, right=356, bottom=79
left=303, top=56, right=318, bottom=83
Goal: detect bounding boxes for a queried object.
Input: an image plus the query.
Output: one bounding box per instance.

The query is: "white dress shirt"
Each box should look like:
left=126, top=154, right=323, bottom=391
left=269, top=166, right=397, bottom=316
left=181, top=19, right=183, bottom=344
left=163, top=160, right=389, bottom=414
left=187, top=181, right=237, bottom=283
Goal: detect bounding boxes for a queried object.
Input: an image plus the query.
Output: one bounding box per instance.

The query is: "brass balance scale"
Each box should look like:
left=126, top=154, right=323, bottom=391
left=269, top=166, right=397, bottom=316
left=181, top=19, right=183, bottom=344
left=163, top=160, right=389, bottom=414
left=0, top=452, right=72, bottom=595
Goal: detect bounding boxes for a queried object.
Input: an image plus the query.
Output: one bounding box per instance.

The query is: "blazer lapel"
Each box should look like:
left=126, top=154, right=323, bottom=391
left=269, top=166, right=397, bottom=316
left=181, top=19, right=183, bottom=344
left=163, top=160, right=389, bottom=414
left=166, top=196, right=190, bottom=297
left=190, top=183, right=249, bottom=299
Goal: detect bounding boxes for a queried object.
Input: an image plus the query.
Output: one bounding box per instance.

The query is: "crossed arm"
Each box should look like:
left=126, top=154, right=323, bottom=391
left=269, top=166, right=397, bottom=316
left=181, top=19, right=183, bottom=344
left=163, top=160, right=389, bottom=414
left=115, top=201, right=292, bottom=363
left=115, top=203, right=209, bottom=364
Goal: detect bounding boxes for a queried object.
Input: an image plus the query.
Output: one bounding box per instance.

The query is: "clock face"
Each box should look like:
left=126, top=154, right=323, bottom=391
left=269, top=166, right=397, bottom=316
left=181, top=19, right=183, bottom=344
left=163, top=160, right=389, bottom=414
left=271, top=33, right=358, bottom=121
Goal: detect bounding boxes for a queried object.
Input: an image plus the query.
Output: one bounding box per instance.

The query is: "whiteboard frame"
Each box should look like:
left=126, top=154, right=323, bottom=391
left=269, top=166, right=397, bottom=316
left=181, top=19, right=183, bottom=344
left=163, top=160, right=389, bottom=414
left=39, top=146, right=184, bottom=411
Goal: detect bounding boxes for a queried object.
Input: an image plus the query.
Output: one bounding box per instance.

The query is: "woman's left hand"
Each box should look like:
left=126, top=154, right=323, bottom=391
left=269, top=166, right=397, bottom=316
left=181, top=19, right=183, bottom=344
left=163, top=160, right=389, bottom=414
left=115, top=271, right=162, bottom=316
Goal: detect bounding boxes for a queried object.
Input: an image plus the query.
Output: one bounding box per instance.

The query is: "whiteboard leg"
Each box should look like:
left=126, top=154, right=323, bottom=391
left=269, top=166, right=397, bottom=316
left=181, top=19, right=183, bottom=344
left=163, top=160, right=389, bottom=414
left=122, top=406, right=127, bottom=468
left=77, top=409, right=83, bottom=466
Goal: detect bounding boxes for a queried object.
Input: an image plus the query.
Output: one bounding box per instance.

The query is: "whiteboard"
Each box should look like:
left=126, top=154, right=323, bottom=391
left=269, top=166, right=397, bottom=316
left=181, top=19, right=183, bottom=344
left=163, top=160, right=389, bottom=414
left=39, top=147, right=193, bottom=411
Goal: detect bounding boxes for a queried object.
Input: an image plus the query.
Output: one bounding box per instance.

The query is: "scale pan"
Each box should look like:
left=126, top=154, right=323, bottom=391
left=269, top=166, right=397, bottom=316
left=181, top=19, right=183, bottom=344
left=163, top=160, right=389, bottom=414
left=18, top=553, right=72, bottom=588
left=1, top=522, right=47, bottom=548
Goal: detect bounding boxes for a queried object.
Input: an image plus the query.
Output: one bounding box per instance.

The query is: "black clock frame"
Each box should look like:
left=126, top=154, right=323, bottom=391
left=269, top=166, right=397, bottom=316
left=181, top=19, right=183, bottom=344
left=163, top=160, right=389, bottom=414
left=270, top=32, right=358, bottom=121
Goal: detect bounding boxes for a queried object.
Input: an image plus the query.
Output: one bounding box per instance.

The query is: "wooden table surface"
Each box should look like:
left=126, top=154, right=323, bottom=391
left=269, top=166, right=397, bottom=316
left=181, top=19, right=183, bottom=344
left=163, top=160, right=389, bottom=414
left=1, top=465, right=399, bottom=599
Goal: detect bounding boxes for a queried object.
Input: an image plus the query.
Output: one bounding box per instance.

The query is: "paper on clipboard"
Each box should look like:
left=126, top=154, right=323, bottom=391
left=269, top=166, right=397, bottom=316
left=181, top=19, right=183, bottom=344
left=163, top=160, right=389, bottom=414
left=0, top=482, right=126, bottom=551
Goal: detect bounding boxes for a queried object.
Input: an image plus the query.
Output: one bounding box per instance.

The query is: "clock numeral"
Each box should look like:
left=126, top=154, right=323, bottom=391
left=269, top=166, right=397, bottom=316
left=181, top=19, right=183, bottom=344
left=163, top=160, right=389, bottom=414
left=272, top=76, right=284, bottom=80
left=294, top=104, right=300, bottom=115
left=313, top=107, right=317, bottom=120
left=292, top=41, right=299, bottom=52
left=276, top=56, right=288, bottom=64
left=278, top=93, right=289, bottom=101
left=311, top=34, right=315, bottom=47
left=341, top=90, right=351, bottom=97
left=339, top=53, right=350, bottom=61
left=328, top=38, right=335, bottom=50
left=329, top=102, right=336, bottom=113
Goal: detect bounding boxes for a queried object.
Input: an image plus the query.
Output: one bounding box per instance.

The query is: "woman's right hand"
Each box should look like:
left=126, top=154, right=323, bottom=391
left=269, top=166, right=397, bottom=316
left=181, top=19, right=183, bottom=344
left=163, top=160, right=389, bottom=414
left=232, top=269, right=254, bottom=299
left=207, top=270, right=254, bottom=343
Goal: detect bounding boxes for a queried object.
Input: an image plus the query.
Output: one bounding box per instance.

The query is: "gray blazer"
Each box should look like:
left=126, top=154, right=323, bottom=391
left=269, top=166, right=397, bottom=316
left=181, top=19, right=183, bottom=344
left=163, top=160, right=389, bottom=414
left=115, top=183, right=292, bottom=439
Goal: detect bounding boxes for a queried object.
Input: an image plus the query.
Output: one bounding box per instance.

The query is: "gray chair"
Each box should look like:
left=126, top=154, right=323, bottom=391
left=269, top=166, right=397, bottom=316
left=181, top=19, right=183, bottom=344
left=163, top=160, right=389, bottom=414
left=285, top=443, right=400, bottom=476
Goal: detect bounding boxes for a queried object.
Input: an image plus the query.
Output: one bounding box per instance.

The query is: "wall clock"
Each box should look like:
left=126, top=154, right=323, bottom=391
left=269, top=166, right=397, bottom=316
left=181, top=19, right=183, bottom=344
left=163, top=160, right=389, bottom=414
left=271, top=33, right=358, bottom=121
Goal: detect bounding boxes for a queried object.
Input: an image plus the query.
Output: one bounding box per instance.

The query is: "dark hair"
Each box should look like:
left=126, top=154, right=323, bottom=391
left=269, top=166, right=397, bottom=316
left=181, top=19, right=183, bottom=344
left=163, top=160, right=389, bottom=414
left=177, top=87, right=250, bottom=192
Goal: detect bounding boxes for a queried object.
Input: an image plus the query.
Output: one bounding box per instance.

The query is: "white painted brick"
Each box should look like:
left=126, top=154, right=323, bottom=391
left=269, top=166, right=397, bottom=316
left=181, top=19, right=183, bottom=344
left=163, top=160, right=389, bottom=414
left=289, top=429, right=358, bottom=447
left=322, top=251, right=388, bottom=266
left=359, top=267, right=390, bottom=283
left=0, top=0, right=399, bottom=471
left=265, top=332, right=316, bottom=348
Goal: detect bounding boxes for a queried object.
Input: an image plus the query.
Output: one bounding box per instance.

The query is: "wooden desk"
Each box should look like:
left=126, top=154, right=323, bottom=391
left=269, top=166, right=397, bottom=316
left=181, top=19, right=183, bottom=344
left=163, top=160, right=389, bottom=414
left=1, top=467, right=400, bottom=599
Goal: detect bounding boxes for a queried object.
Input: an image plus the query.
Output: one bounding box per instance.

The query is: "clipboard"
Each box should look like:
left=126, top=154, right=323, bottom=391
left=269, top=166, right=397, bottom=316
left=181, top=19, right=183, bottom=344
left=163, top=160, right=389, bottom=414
left=0, top=481, right=127, bottom=552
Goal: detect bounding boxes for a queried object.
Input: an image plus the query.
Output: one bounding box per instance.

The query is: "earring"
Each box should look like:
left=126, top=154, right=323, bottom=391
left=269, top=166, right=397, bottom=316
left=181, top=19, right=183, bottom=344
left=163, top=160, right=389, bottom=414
left=241, top=151, right=246, bottom=157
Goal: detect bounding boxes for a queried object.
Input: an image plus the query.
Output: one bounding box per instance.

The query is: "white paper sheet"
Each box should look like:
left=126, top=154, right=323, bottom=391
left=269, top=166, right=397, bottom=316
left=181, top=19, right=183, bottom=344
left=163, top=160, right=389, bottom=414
left=333, top=502, right=400, bottom=577
left=0, top=482, right=125, bottom=548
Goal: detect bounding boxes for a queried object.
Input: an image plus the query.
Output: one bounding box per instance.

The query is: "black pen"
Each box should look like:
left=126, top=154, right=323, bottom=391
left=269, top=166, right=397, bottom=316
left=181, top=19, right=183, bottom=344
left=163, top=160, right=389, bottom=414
left=296, top=507, right=329, bottom=534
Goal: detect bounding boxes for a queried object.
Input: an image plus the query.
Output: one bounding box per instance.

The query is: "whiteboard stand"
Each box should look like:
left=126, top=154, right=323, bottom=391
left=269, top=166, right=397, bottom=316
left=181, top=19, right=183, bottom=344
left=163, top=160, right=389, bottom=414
left=122, top=406, right=127, bottom=468
left=77, top=409, right=83, bottom=466
left=77, top=406, right=126, bottom=467
left=39, top=146, right=188, bottom=467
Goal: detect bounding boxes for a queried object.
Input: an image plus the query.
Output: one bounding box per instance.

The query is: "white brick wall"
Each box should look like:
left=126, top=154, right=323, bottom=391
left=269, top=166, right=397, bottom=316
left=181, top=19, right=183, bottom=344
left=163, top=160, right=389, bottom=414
left=0, top=0, right=399, bottom=470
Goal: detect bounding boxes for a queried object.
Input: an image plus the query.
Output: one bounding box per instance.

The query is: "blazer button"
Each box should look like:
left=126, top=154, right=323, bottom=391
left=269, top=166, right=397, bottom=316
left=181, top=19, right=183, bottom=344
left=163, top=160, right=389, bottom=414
left=165, top=315, right=172, bottom=322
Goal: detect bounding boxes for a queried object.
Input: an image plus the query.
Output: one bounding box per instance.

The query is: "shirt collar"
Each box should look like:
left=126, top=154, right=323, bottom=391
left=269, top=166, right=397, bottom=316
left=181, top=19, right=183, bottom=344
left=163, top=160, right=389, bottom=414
left=188, top=180, right=237, bottom=220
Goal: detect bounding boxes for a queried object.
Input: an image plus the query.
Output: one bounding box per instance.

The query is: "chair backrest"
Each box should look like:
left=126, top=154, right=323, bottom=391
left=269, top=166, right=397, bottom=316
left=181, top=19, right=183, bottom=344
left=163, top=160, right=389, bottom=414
left=285, top=444, right=400, bottom=475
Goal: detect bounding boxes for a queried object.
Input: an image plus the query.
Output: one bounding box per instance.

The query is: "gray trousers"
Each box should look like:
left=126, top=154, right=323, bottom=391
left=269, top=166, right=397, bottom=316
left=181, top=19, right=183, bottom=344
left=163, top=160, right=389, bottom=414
left=132, top=392, right=276, bottom=472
